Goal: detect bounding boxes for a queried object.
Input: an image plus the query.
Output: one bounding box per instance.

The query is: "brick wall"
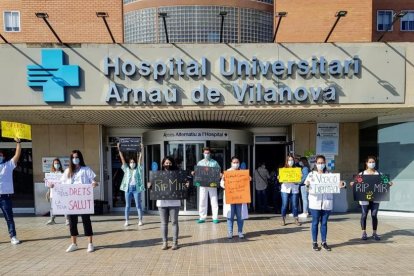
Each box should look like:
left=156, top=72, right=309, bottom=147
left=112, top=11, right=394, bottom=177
left=0, top=0, right=123, bottom=43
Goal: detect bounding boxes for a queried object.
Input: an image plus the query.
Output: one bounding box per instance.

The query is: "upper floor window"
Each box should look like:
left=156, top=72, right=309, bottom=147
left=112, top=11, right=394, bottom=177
left=377, top=10, right=393, bottom=31
left=401, top=11, right=414, bottom=31
left=3, top=11, right=20, bottom=32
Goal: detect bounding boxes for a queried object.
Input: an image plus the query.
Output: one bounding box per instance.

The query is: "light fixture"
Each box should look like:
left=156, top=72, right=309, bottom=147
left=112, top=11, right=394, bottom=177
left=219, top=11, right=228, bottom=43
left=35, top=12, right=48, bottom=18
left=377, top=10, right=408, bottom=42
left=336, top=11, right=347, bottom=17
left=96, top=12, right=108, bottom=18
left=158, top=12, right=169, bottom=43
left=325, top=10, right=348, bottom=43
left=275, top=12, right=288, bottom=17
left=273, top=12, right=287, bottom=42
left=96, top=12, right=115, bottom=43
left=396, top=11, right=408, bottom=18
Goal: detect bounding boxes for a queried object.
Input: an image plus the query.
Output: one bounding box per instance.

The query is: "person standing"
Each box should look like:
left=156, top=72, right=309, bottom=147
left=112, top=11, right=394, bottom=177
left=280, top=155, right=301, bottom=226
left=61, top=150, right=98, bottom=253
left=117, top=143, right=145, bottom=227
left=254, top=162, right=270, bottom=213
left=0, top=138, right=22, bottom=245
left=221, top=156, right=249, bottom=239
left=350, top=156, right=393, bottom=241
left=45, top=158, right=69, bottom=225
left=298, top=157, right=310, bottom=218
left=195, top=147, right=221, bottom=224
left=305, top=155, right=346, bottom=251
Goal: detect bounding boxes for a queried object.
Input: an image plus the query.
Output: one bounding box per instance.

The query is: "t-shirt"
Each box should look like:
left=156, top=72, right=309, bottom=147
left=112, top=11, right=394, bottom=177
left=61, top=166, right=96, bottom=185
left=0, top=160, right=16, bottom=194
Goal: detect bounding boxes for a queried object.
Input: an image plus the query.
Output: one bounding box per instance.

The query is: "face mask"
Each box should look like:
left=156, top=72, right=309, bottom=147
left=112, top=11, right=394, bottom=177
left=316, top=164, right=326, bottom=171
left=0, top=157, right=4, bottom=164
left=367, top=163, right=376, bottom=169
left=53, top=163, right=60, bottom=170
left=231, top=163, right=240, bottom=169
left=164, top=165, right=172, bottom=170
left=299, top=161, right=304, bottom=167
left=130, top=163, right=136, bottom=169
left=287, top=160, right=294, bottom=167
left=72, top=158, right=80, bottom=165
left=204, top=153, right=210, bottom=160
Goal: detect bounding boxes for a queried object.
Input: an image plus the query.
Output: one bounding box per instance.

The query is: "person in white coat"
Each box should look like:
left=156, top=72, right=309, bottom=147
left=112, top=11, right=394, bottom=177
left=221, top=157, right=249, bottom=239
left=305, top=155, right=346, bottom=252
left=195, top=147, right=221, bottom=224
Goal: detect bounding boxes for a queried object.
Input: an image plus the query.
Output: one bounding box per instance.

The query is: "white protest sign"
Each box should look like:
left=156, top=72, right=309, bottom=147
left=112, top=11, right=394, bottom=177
left=44, top=173, right=63, bottom=198
left=51, top=184, right=94, bottom=215
left=309, top=173, right=341, bottom=194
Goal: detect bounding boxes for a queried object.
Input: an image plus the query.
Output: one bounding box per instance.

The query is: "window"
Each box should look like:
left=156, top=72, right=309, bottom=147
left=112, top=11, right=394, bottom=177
left=377, top=10, right=393, bottom=31
left=401, top=11, right=414, bottom=31
left=3, top=11, right=20, bottom=32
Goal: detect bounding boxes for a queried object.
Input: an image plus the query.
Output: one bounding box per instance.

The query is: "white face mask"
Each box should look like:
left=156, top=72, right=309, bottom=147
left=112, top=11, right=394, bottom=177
left=130, top=163, right=136, bottom=169
left=299, top=161, right=304, bottom=167
left=287, top=160, right=294, bottom=167
left=0, top=156, right=4, bottom=164
left=367, top=162, right=376, bottom=169
left=204, top=153, right=210, bottom=160
left=231, top=163, right=240, bottom=169
left=53, top=163, right=60, bottom=170
left=316, top=164, right=326, bottom=171
left=72, top=158, right=80, bottom=165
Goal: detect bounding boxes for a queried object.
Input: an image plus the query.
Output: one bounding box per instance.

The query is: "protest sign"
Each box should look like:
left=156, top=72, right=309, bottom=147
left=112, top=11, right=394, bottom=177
left=353, top=174, right=391, bottom=201
left=119, top=137, right=141, bottom=152
left=224, top=170, right=251, bottom=204
left=308, top=173, right=341, bottom=194
left=279, top=168, right=302, bottom=183
left=1, top=121, right=31, bottom=140
left=52, top=184, right=94, bottom=215
left=149, top=170, right=188, bottom=200
left=193, top=166, right=221, bottom=187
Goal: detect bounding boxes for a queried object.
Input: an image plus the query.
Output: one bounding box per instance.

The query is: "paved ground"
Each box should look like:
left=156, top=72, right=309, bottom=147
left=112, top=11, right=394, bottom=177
left=0, top=213, right=413, bottom=275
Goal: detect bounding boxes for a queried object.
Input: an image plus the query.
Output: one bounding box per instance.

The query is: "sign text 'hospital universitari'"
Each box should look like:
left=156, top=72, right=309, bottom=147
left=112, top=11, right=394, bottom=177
left=104, top=56, right=361, bottom=105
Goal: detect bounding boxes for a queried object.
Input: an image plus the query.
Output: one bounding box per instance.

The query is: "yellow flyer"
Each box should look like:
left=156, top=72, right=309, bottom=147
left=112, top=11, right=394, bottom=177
left=279, top=168, right=302, bottom=183
left=1, top=121, right=32, bottom=140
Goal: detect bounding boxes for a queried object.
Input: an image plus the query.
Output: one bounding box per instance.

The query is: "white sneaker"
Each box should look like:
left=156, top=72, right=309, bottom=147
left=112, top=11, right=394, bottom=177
left=66, top=243, right=78, bottom=252
left=138, top=220, right=143, bottom=226
left=11, top=236, right=21, bottom=245
left=124, top=221, right=129, bottom=227
left=87, top=243, right=94, bottom=253
left=288, top=213, right=294, bottom=217
left=238, top=232, right=245, bottom=239
left=298, top=213, right=308, bottom=218
left=46, top=219, right=55, bottom=225
left=65, top=219, right=70, bottom=226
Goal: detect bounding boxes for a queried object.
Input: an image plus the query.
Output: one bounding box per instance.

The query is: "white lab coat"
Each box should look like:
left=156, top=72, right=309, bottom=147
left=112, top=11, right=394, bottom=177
left=306, top=171, right=334, bottom=211
left=221, top=168, right=249, bottom=220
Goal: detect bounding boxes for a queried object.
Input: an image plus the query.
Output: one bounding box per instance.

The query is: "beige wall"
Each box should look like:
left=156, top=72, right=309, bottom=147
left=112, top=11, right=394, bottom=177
left=292, top=122, right=359, bottom=211
left=32, top=124, right=101, bottom=183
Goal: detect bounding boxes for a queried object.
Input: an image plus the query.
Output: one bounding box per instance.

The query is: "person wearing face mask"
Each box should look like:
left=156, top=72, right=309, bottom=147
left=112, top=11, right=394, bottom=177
left=45, top=158, right=68, bottom=225
left=117, top=143, right=145, bottom=227
left=254, top=162, right=270, bottom=213
left=298, top=157, right=310, bottom=218
left=61, top=150, right=98, bottom=253
left=305, top=155, right=346, bottom=251
left=280, top=155, right=302, bottom=226
left=0, top=138, right=22, bottom=245
left=350, top=156, right=393, bottom=241
left=221, top=157, right=249, bottom=239
left=195, top=147, right=221, bottom=224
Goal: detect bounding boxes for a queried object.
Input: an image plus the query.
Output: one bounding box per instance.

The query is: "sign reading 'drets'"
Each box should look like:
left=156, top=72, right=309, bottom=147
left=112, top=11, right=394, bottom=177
left=104, top=56, right=360, bottom=105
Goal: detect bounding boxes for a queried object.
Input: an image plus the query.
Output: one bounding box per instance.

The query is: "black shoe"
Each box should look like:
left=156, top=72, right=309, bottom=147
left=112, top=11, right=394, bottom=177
left=312, top=242, right=320, bottom=251
left=321, top=242, right=331, bottom=251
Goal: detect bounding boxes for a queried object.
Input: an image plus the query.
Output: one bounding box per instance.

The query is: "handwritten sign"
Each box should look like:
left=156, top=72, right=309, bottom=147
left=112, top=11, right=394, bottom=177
left=119, top=137, right=141, bottom=152
left=279, top=168, right=302, bottom=183
left=194, top=166, right=221, bottom=187
left=45, top=173, right=62, bottom=187
left=52, top=184, right=94, bottom=215
left=353, top=174, right=390, bottom=201
left=1, top=121, right=32, bottom=140
left=149, top=170, right=188, bottom=200
left=224, top=170, right=251, bottom=204
left=308, top=173, right=341, bottom=194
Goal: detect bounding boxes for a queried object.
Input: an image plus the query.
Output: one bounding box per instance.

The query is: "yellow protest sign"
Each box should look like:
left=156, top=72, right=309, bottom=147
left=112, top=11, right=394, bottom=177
left=1, top=121, right=32, bottom=140
left=279, top=168, right=302, bottom=183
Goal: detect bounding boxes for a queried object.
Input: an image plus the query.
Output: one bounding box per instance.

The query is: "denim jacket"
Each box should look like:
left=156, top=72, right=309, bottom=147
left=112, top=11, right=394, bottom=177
left=120, top=164, right=145, bottom=193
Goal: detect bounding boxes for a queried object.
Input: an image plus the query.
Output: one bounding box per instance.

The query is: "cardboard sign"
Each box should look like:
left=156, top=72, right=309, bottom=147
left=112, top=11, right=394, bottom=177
left=193, top=166, right=221, bottom=187
left=44, top=173, right=63, bottom=187
left=119, top=137, right=141, bottom=152
left=309, top=173, right=341, bottom=194
left=42, top=157, right=70, bottom=173
left=1, top=121, right=32, bottom=140
left=278, top=168, right=302, bottom=183
left=51, top=184, right=94, bottom=215
left=149, top=170, right=188, bottom=200
left=353, top=174, right=391, bottom=201
left=224, top=170, right=251, bottom=204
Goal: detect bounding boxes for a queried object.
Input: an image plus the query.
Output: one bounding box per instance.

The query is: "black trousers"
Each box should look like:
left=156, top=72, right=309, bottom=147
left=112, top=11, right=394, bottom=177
left=68, top=214, right=93, bottom=236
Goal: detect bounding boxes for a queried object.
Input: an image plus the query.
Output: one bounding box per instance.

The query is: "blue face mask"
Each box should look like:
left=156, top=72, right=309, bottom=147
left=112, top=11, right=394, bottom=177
left=0, top=157, right=4, bottom=164
left=72, top=158, right=80, bottom=165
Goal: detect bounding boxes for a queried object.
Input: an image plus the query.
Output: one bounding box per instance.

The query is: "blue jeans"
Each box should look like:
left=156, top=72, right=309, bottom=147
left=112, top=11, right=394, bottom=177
left=300, top=185, right=309, bottom=214
left=124, top=188, right=143, bottom=221
left=0, top=195, right=16, bottom=238
left=281, top=192, right=299, bottom=217
left=310, top=209, right=331, bottom=243
left=256, top=190, right=268, bottom=212
left=227, top=204, right=244, bottom=234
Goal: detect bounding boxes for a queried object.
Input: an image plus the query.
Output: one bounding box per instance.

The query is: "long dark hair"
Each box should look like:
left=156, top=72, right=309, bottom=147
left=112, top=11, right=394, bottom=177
left=300, top=157, right=310, bottom=169
left=284, top=155, right=296, bottom=168
left=68, top=150, right=86, bottom=177
left=161, top=156, right=178, bottom=171
left=315, top=155, right=328, bottom=173
left=51, top=158, right=64, bottom=173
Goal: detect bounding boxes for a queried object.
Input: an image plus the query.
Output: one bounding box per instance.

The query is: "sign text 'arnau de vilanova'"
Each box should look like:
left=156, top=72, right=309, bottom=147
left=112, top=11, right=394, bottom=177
left=104, top=55, right=361, bottom=105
